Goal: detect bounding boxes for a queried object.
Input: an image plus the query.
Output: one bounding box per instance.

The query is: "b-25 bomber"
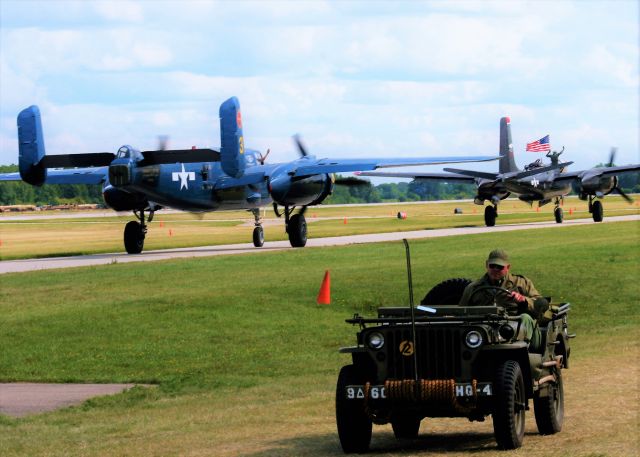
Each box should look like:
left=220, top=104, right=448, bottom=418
left=0, top=97, right=498, bottom=253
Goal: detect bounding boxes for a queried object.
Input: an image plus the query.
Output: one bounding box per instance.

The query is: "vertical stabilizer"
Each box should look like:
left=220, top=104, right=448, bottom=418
left=219, top=96, right=245, bottom=178
left=499, top=116, right=518, bottom=173
left=18, top=105, right=47, bottom=186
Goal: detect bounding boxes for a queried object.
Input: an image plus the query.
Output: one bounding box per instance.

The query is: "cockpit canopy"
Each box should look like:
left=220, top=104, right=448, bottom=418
left=116, top=145, right=142, bottom=160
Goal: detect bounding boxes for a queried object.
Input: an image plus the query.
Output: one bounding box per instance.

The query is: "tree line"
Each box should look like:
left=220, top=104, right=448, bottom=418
left=1, top=164, right=638, bottom=206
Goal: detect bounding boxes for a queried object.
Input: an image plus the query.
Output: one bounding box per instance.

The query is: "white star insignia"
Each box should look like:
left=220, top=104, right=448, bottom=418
left=530, top=177, right=539, bottom=188
left=172, top=163, right=195, bottom=190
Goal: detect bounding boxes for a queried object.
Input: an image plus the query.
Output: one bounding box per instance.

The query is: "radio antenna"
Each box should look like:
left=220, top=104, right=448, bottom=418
left=403, top=239, right=419, bottom=383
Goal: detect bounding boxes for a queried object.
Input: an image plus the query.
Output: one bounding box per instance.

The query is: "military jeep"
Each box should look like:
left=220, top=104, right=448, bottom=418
left=336, top=278, right=572, bottom=453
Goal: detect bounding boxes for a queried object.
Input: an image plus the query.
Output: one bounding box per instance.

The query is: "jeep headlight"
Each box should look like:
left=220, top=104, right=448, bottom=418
left=367, top=332, right=385, bottom=350
left=465, top=330, right=483, bottom=349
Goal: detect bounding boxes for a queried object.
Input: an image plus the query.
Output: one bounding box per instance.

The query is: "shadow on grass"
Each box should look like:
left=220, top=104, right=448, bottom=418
left=240, top=430, right=511, bottom=456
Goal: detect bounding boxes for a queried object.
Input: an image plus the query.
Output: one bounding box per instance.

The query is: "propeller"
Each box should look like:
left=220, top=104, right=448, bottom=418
left=614, top=186, right=633, bottom=203
left=292, top=135, right=370, bottom=187
left=606, top=148, right=633, bottom=203
left=158, top=135, right=169, bottom=151
left=607, top=147, right=616, bottom=167
left=293, top=134, right=309, bottom=157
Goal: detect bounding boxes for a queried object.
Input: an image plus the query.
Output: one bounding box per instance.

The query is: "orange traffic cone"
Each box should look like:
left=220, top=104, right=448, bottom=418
left=317, top=270, right=331, bottom=305
left=343, top=217, right=347, bottom=224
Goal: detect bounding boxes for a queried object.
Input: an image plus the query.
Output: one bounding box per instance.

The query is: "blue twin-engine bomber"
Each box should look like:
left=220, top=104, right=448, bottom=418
left=4, top=96, right=499, bottom=254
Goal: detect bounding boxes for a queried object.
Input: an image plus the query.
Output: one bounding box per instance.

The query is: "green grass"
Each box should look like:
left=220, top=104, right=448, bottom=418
left=1, top=222, right=637, bottom=385
left=1, top=195, right=637, bottom=260
left=0, top=221, right=638, bottom=455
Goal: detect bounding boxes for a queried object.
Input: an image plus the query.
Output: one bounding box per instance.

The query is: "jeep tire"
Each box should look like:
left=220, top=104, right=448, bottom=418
left=421, top=278, right=472, bottom=306
left=336, top=365, right=372, bottom=453
left=492, top=360, right=526, bottom=449
left=534, top=368, right=564, bottom=435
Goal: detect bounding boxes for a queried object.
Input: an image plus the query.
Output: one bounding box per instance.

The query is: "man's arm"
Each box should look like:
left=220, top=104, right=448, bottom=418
left=512, top=276, right=546, bottom=317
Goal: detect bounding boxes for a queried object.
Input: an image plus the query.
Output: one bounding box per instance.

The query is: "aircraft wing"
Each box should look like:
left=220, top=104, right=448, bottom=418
left=553, top=164, right=640, bottom=184
left=442, top=168, right=499, bottom=180
left=0, top=167, right=108, bottom=185
left=291, top=155, right=499, bottom=177
left=356, top=170, right=475, bottom=182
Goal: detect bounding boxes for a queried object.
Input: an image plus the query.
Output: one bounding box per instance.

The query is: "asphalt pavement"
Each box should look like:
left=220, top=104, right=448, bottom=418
left=1, top=215, right=637, bottom=274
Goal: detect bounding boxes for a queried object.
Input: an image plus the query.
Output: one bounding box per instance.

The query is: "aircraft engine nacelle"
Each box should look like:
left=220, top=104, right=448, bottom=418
left=268, top=173, right=333, bottom=207
left=474, top=190, right=510, bottom=205
left=579, top=174, right=616, bottom=197
left=102, top=185, right=149, bottom=211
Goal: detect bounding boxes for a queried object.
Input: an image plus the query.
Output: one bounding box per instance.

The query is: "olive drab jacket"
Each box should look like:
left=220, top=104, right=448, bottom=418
left=459, top=272, right=544, bottom=317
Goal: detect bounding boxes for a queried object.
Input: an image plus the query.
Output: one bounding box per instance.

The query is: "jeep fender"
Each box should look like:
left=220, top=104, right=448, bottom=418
left=480, top=343, right=534, bottom=397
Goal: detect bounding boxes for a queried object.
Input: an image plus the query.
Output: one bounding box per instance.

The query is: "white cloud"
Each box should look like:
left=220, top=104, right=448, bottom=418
left=93, top=1, right=144, bottom=23
left=0, top=0, right=637, bottom=171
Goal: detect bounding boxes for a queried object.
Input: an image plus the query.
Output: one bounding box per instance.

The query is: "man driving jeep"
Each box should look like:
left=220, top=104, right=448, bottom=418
left=459, top=249, right=549, bottom=351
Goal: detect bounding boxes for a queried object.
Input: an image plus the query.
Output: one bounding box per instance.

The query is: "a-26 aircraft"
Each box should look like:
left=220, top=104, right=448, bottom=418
left=0, top=97, right=499, bottom=253
left=359, top=117, right=639, bottom=226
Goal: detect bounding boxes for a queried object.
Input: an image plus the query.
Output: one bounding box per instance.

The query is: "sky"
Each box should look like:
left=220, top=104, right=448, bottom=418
left=1, top=0, right=638, bottom=180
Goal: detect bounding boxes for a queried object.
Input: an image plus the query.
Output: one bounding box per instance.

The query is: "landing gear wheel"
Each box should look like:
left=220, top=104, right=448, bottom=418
left=391, top=414, right=421, bottom=439
left=336, top=365, right=372, bottom=453
left=554, top=207, right=564, bottom=223
left=288, top=213, right=307, bottom=247
left=592, top=200, right=603, bottom=222
left=534, top=367, right=564, bottom=435
left=124, top=221, right=145, bottom=254
left=484, top=205, right=497, bottom=227
left=492, top=360, right=526, bottom=449
left=252, top=226, right=264, bottom=247
left=421, top=278, right=472, bottom=306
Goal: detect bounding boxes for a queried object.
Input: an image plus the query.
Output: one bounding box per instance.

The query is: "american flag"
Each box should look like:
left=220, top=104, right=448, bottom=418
left=526, top=135, right=550, bottom=152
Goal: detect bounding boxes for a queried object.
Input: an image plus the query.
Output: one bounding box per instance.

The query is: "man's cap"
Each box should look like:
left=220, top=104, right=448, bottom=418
left=487, top=249, right=510, bottom=266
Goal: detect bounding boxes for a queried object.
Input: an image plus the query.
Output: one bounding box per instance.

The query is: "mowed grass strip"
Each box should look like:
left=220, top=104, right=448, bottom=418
left=1, top=195, right=638, bottom=260
left=0, top=221, right=638, bottom=456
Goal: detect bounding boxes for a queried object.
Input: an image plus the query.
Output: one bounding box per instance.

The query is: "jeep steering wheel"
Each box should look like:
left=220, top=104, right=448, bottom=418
left=467, top=286, right=515, bottom=307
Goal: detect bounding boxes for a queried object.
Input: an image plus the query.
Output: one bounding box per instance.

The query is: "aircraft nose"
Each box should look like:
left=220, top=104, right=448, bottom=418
left=109, top=162, right=132, bottom=187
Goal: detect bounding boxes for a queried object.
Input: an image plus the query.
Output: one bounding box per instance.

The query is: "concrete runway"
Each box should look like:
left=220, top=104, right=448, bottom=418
left=2, top=215, right=637, bottom=274
left=0, top=383, right=138, bottom=417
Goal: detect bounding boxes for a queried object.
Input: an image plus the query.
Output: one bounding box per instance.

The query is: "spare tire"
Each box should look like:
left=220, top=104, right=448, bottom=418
left=421, top=278, right=472, bottom=306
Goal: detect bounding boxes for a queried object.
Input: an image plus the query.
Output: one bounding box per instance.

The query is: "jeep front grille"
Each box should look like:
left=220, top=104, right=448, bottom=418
left=385, top=327, right=463, bottom=379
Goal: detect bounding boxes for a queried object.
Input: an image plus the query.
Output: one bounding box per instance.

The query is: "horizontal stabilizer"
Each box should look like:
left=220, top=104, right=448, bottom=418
left=140, top=148, right=220, bottom=165
left=0, top=167, right=108, bottom=184
left=443, top=168, right=499, bottom=180
left=43, top=168, right=109, bottom=184
left=42, top=153, right=115, bottom=168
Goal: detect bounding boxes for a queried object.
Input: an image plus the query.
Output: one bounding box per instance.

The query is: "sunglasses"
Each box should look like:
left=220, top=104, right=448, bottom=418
left=488, top=264, right=507, bottom=270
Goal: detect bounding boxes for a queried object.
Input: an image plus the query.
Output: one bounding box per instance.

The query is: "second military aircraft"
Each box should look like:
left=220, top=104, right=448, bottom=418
left=360, top=117, right=639, bottom=226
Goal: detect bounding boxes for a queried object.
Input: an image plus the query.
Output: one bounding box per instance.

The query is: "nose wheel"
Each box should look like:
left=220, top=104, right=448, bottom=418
left=251, top=208, right=264, bottom=247
left=124, top=208, right=153, bottom=254
left=554, top=198, right=564, bottom=224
